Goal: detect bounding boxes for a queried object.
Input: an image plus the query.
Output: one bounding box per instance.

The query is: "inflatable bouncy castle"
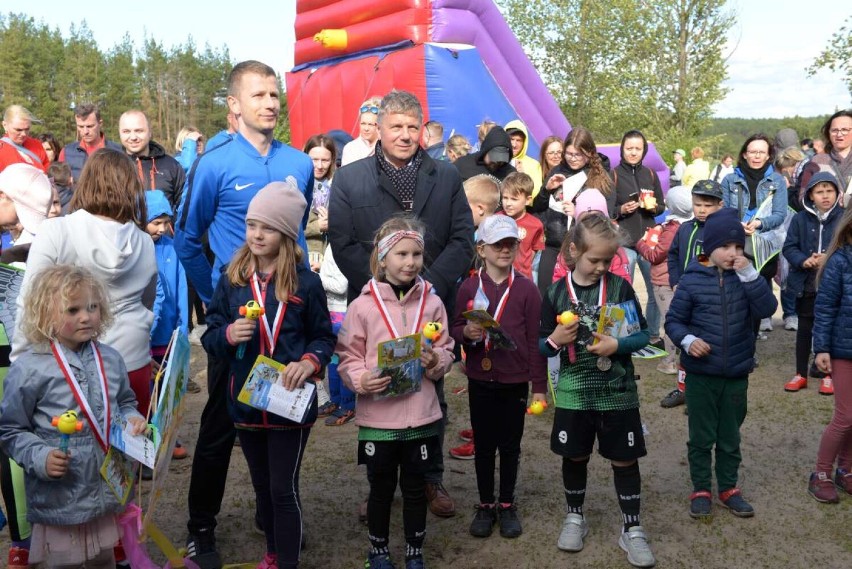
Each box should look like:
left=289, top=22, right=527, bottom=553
left=286, top=0, right=669, bottom=186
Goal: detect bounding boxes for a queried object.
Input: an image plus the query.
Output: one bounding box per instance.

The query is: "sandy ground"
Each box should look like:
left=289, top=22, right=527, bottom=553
left=2, top=281, right=851, bottom=569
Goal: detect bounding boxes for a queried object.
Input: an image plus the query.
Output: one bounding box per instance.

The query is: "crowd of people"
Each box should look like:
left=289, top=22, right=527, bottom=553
left=0, top=56, right=849, bottom=569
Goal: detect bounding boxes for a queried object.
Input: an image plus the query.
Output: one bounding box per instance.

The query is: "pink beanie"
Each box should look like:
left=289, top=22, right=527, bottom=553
left=573, top=189, right=608, bottom=220
left=245, top=177, right=307, bottom=240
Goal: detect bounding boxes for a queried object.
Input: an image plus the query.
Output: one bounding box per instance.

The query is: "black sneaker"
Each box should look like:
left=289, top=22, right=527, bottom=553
left=186, top=529, right=222, bottom=569
left=469, top=504, right=496, bottom=537
left=689, top=491, right=712, bottom=518
left=660, top=389, right=685, bottom=408
left=497, top=504, right=522, bottom=538
left=719, top=488, right=754, bottom=518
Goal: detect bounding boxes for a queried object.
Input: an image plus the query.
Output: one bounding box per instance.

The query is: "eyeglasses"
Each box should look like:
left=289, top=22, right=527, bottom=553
left=546, top=151, right=562, bottom=156
left=486, top=239, right=519, bottom=251
left=829, top=127, right=851, bottom=137
left=360, top=105, right=379, bottom=114
left=564, top=152, right=586, bottom=160
left=745, top=150, right=768, bottom=157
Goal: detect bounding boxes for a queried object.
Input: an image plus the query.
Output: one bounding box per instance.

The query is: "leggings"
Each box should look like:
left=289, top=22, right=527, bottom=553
left=127, top=364, right=153, bottom=419
left=238, top=428, right=311, bottom=569
left=815, top=358, right=852, bottom=474
left=367, top=459, right=427, bottom=550
left=794, top=294, right=815, bottom=376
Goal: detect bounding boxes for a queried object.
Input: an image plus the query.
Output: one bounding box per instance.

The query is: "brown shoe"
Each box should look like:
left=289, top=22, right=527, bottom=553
left=425, top=483, right=456, bottom=517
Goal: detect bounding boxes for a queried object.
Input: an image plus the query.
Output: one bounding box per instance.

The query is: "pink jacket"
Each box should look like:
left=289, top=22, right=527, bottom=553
left=337, top=278, right=455, bottom=430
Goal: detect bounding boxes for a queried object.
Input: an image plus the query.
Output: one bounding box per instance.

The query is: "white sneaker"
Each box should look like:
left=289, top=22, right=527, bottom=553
left=784, top=316, right=799, bottom=331
left=188, top=324, right=207, bottom=346
left=557, top=513, right=588, bottom=552
left=619, top=526, right=656, bottom=567
left=759, top=318, right=773, bottom=332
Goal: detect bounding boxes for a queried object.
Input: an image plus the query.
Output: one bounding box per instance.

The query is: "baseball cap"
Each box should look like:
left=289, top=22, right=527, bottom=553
left=486, top=146, right=511, bottom=164
left=673, top=149, right=686, bottom=157
left=0, top=163, right=53, bottom=235
left=478, top=215, right=519, bottom=244
left=691, top=179, right=723, bottom=201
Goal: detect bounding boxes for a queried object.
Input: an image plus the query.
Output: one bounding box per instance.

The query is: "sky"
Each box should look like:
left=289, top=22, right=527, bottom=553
left=10, top=1, right=851, bottom=119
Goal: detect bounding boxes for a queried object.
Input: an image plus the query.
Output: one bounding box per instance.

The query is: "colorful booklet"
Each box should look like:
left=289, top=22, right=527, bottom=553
left=374, top=333, right=423, bottom=399
left=594, top=301, right=641, bottom=342
left=110, top=416, right=159, bottom=469
left=238, top=355, right=317, bottom=423
left=462, top=309, right=517, bottom=350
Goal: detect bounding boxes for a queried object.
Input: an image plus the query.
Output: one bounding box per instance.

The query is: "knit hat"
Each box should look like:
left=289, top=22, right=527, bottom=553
left=806, top=171, right=839, bottom=193
left=0, top=163, right=53, bottom=235
left=664, top=185, right=694, bottom=223
left=702, top=208, right=744, bottom=254
left=478, top=214, right=519, bottom=244
left=573, top=189, right=608, bottom=219
left=245, top=177, right=307, bottom=240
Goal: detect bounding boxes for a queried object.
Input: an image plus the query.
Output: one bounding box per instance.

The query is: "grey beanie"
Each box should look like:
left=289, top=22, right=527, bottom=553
left=245, top=177, right=307, bottom=241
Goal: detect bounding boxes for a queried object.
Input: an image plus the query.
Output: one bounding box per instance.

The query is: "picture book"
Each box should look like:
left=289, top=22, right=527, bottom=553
left=110, top=416, right=159, bottom=469
left=238, top=355, right=317, bottom=423
left=374, top=332, right=423, bottom=399
left=462, top=309, right=517, bottom=350
left=594, top=301, right=641, bottom=342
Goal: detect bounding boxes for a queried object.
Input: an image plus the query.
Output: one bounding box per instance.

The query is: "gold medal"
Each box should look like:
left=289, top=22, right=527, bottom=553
left=596, top=356, right=612, bottom=371
left=481, top=357, right=492, bottom=371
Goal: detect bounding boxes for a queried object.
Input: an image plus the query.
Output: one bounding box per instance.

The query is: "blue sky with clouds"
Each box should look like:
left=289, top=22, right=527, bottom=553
left=13, top=1, right=851, bottom=118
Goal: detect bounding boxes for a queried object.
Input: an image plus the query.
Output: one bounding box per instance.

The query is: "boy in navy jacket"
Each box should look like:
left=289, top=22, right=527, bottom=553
left=666, top=180, right=724, bottom=288
left=665, top=208, right=777, bottom=519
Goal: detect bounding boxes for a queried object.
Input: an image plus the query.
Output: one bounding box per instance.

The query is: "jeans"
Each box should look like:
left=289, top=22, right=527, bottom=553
left=625, top=248, right=660, bottom=338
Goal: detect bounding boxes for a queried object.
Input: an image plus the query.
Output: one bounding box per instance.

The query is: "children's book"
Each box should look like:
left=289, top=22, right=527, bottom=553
left=110, top=416, right=159, bottom=469
left=462, top=309, right=517, bottom=350
left=594, top=301, right=641, bottom=342
left=374, top=333, right=423, bottom=399
left=100, top=447, right=134, bottom=506
left=238, top=355, right=317, bottom=423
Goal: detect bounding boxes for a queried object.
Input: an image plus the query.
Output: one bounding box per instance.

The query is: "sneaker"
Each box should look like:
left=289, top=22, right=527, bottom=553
left=458, top=428, right=474, bottom=442
left=186, top=529, right=222, bottom=569
left=808, top=472, right=840, bottom=503
left=173, top=442, right=189, bottom=460
left=619, top=526, right=656, bottom=568
left=556, top=513, right=588, bottom=552
left=759, top=318, right=773, bottom=331
left=718, top=488, right=754, bottom=517
left=835, top=468, right=852, bottom=495
left=469, top=504, right=497, bottom=537
left=425, top=483, right=456, bottom=517
left=317, top=401, right=338, bottom=417
left=405, top=556, right=425, bottom=569
left=257, top=552, right=277, bottom=569
left=186, top=379, right=202, bottom=394
left=365, top=552, right=396, bottom=569
left=660, top=388, right=685, bottom=408
left=449, top=441, right=475, bottom=460
left=808, top=363, right=826, bottom=379
left=689, top=490, right=712, bottom=518
left=655, top=361, right=678, bottom=375
left=649, top=338, right=665, bottom=350
left=497, top=503, right=522, bottom=538
left=325, top=408, right=355, bottom=426
left=757, top=331, right=768, bottom=341
left=189, top=324, right=207, bottom=346
left=784, top=315, right=799, bottom=331
left=818, top=376, right=834, bottom=396
left=7, top=546, right=28, bottom=569
left=784, top=374, right=807, bottom=392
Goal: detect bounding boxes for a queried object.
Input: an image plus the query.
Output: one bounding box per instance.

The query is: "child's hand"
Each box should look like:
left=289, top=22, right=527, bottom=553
left=150, top=358, right=161, bottom=381
left=420, top=346, right=439, bottom=370
left=742, top=221, right=756, bottom=236
left=546, top=174, right=566, bottom=191
left=561, top=201, right=575, bottom=217
left=46, top=449, right=70, bottom=478
left=359, top=370, right=391, bottom=394
left=279, top=360, right=315, bottom=391
left=803, top=253, right=823, bottom=269
left=587, top=332, right=618, bottom=357
left=530, top=392, right=546, bottom=404
left=549, top=320, right=579, bottom=346
left=688, top=338, right=711, bottom=358
left=127, top=416, right=149, bottom=436
left=229, top=318, right=257, bottom=343
left=464, top=322, right=485, bottom=342
left=732, top=254, right=750, bottom=271
left=815, top=353, right=832, bottom=374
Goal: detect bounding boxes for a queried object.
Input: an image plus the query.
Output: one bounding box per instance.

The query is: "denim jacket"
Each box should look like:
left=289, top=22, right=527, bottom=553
left=721, top=166, right=788, bottom=231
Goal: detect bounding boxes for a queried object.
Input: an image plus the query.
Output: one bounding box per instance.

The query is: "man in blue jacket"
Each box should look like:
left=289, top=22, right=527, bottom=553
left=174, top=59, right=313, bottom=569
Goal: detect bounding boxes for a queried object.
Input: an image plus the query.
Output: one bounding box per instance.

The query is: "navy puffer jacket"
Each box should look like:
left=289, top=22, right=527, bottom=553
left=665, top=260, right=777, bottom=377
left=813, top=246, right=852, bottom=359
left=782, top=195, right=842, bottom=297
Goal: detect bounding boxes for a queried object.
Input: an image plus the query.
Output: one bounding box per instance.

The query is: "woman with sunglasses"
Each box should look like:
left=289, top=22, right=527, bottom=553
left=341, top=97, right=382, bottom=167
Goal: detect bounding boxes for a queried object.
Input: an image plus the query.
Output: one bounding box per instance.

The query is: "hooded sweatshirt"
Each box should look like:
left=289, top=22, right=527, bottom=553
left=454, top=126, right=517, bottom=182
left=128, top=140, right=186, bottom=208
left=613, top=132, right=665, bottom=247
left=146, top=190, right=189, bottom=348
left=12, top=210, right=158, bottom=370
left=504, top=120, right=543, bottom=194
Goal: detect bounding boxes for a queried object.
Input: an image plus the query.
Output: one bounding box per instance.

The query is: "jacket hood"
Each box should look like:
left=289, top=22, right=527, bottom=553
left=478, top=126, right=512, bottom=157
left=619, top=130, right=649, bottom=165
left=132, top=140, right=168, bottom=160
left=504, top=119, right=529, bottom=160
left=145, top=189, right=173, bottom=222
left=62, top=209, right=151, bottom=276
left=802, top=187, right=842, bottom=222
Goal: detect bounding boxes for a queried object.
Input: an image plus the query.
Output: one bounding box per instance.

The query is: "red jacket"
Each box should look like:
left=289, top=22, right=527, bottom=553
left=0, top=136, right=49, bottom=172
left=635, top=220, right=680, bottom=287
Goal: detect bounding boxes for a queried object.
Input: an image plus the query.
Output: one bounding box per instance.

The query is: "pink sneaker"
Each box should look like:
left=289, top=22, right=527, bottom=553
left=257, top=552, right=278, bottom=569
left=836, top=468, right=852, bottom=495
left=450, top=441, right=475, bottom=460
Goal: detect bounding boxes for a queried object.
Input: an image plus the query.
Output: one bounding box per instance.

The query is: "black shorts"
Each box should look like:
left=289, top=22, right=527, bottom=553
left=358, top=436, right=441, bottom=475
left=550, top=408, right=647, bottom=461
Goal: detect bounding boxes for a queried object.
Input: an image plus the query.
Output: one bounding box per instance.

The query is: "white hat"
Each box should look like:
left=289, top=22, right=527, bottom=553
left=0, top=163, right=53, bottom=235
left=478, top=214, right=519, bottom=244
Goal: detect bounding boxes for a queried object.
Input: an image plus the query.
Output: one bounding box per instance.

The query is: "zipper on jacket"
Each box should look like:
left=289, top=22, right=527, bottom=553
left=718, top=269, right=729, bottom=377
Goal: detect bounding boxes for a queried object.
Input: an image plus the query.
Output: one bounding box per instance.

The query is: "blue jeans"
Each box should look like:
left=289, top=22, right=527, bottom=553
left=328, top=313, right=355, bottom=412
left=625, top=247, right=660, bottom=338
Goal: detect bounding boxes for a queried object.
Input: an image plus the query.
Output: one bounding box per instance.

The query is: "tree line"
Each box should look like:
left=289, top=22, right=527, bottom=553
left=0, top=13, right=237, bottom=149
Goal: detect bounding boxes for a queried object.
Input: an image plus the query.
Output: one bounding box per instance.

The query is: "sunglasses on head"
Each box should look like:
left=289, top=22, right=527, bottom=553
left=360, top=105, right=379, bottom=114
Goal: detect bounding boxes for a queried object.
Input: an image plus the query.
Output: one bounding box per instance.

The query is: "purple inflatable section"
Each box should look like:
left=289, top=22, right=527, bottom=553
left=430, top=0, right=571, bottom=150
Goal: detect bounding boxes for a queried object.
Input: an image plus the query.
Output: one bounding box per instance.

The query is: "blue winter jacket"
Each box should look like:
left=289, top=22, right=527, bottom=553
left=147, top=190, right=189, bottom=347
left=202, top=263, right=336, bottom=428
left=721, top=166, right=788, bottom=231
left=813, top=246, right=852, bottom=359
left=782, top=195, right=842, bottom=297
left=667, top=218, right=705, bottom=287
left=665, top=260, right=777, bottom=377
